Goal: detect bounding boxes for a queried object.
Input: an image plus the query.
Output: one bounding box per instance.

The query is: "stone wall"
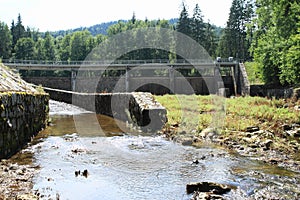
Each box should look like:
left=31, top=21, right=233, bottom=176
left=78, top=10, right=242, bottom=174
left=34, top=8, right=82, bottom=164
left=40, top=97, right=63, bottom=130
left=44, top=88, right=167, bottom=132
left=23, top=77, right=71, bottom=91
left=0, top=92, right=49, bottom=159
left=250, top=85, right=294, bottom=99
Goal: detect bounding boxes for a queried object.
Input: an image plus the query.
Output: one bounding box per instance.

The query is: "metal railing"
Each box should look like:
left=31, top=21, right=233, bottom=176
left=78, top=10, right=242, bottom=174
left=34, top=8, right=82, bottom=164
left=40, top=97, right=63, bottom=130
left=2, top=58, right=238, bottom=66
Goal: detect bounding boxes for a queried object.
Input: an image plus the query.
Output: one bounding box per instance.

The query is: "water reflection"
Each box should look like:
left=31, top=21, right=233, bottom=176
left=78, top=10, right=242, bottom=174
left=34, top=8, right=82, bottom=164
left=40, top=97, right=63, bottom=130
left=41, top=113, right=129, bottom=137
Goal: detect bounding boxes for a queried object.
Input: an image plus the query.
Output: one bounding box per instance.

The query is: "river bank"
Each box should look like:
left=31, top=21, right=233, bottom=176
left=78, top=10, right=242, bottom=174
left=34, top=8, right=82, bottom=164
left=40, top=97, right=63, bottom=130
left=155, top=95, right=300, bottom=173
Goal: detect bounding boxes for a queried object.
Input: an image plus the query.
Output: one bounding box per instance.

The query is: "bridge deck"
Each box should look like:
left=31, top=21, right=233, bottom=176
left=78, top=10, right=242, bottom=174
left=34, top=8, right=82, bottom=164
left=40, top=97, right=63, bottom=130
left=3, top=59, right=238, bottom=71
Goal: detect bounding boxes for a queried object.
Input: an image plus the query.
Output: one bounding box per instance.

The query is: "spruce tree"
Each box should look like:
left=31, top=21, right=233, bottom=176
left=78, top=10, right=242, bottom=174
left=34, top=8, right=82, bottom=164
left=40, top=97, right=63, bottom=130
left=11, top=14, right=26, bottom=48
left=191, top=4, right=205, bottom=46
left=217, top=0, right=254, bottom=60
left=0, top=21, right=12, bottom=59
left=177, top=3, right=192, bottom=37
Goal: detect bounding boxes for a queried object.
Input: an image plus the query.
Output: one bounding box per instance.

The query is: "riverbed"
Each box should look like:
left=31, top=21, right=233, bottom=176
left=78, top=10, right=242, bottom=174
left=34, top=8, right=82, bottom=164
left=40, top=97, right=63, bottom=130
left=2, top=100, right=300, bottom=199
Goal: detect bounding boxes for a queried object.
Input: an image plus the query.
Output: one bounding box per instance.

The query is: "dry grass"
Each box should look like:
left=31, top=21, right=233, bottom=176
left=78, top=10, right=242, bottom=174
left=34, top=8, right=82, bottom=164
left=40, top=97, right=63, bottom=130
left=155, top=95, right=300, bottom=135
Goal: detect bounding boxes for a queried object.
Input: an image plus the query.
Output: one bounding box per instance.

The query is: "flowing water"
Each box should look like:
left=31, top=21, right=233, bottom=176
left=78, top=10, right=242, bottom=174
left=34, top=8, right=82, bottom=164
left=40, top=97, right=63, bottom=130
left=26, top=100, right=300, bottom=199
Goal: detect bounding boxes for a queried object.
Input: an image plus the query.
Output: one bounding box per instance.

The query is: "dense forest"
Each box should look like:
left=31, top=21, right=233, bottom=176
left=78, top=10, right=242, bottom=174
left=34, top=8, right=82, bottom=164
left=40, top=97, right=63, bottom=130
left=0, top=0, right=299, bottom=85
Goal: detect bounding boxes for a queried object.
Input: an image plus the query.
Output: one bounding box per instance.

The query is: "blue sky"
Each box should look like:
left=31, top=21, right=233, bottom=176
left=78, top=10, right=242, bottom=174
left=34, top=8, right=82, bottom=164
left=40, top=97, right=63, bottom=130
left=0, top=0, right=232, bottom=31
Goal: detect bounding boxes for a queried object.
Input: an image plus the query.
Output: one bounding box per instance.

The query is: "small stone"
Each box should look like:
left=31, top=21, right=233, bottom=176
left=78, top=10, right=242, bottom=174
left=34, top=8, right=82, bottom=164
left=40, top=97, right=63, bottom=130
left=181, top=139, right=193, bottom=146
left=264, top=139, right=273, bottom=149
left=16, top=193, right=38, bottom=200
left=246, top=126, right=259, bottom=133
left=249, top=143, right=258, bottom=148
left=269, top=158, right=279, bottom=165
left=282, top=124, right=292, bottom=131
left=191, top=191, right=225, bottom=200
left=75, top=170, right=80, bottom=177
left=294, top=129, right=300, bottom=137
left=82, top=169, right=88, bottom=178
left=193, top=159, right=199, bottom=164
left=200, top=128, right=216, bottom=139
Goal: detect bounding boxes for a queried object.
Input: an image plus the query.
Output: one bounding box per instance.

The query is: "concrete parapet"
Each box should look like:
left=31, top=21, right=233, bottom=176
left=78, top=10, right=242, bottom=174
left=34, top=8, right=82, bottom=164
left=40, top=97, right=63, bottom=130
left=74, top=92, right=167, bottom=132
left=129, top=92, right=167, bottom=132
left=239, top=63, right=250, bottom=96
left=45, top=88, right=167, bottom=132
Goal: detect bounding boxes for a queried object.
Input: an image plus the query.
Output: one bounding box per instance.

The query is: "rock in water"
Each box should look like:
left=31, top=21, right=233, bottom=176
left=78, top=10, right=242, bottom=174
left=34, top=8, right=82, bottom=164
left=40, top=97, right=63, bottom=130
left=186, top=182, right=233, bottom=194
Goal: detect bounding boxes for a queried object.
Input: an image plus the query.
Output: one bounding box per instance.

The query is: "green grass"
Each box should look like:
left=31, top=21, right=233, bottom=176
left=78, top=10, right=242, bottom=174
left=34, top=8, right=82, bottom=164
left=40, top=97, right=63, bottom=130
left=155, top=95, right=300, bottom=135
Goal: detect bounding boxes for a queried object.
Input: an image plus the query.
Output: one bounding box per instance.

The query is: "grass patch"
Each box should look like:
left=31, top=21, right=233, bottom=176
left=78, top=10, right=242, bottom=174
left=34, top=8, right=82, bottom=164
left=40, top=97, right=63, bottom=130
left=155, top=95, right=300, bottom=135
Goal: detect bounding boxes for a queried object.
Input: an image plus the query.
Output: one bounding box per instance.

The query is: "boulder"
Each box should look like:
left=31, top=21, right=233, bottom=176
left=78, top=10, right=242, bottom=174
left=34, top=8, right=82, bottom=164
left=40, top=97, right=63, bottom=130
left=186, top=182, right=233, bottom=194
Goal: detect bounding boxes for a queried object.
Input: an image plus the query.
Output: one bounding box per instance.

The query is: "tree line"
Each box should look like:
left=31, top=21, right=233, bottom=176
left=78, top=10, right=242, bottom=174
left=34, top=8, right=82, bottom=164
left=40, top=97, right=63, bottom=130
left=219, top=0, right=299, bottom=85
left=0, top=0, right=299, bottom=85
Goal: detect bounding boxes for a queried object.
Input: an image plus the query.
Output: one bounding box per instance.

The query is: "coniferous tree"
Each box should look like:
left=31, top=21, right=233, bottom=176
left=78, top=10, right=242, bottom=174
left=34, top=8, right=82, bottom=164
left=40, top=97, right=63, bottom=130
left=11, top=14, right=26, bottom=48
left=0, top=21, right=12, bottom=59
left=191, top=4, right=205, bottom=46
left=203, top=21, right=218, bottom=57
left=177, top=3, right=192, bottom=37
left=217, top=0, right=254, bottom=60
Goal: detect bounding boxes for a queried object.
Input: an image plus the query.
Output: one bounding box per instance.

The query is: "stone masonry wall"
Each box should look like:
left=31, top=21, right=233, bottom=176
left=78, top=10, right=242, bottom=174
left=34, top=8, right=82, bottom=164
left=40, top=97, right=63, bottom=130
left=0, top=92, right=49, bottom=159
left=44, top=88, right=167, bottom=132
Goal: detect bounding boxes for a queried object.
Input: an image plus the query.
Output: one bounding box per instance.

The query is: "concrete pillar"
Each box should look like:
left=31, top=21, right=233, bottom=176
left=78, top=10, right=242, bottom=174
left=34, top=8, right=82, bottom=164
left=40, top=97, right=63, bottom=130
left=169, top=66, right=175, bottom=94
left=234, top=63, right=239, bottom=94
left=71, top=70, right=77, bottom=91
left=125, top=66, right=129, bottom=92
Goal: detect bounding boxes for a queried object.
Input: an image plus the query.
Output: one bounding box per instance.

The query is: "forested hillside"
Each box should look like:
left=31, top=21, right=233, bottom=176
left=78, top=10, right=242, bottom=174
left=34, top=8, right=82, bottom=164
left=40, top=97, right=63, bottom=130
left=50, top=19, right=180, bottom=37
left=0, top=0, right=299, bottom=85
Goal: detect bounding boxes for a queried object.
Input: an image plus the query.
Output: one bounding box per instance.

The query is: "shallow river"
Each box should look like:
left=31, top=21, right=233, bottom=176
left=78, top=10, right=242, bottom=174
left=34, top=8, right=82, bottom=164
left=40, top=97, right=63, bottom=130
left=27, top=101, right=300, bottom=199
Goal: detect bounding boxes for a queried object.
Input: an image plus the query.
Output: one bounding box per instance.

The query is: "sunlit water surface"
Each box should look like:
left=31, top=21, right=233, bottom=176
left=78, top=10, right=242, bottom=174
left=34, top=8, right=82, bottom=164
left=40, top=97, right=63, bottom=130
left=29, top=100, right=300, bottom=199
